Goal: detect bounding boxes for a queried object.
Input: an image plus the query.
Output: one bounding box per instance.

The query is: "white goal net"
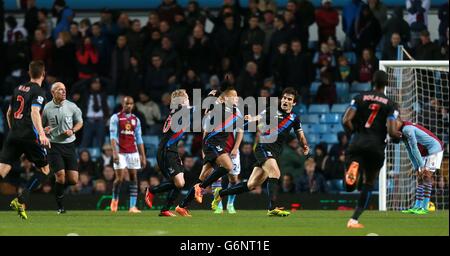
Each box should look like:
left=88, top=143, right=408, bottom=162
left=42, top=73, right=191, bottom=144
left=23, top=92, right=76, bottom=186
left=379, top=61, right=449, bottom=211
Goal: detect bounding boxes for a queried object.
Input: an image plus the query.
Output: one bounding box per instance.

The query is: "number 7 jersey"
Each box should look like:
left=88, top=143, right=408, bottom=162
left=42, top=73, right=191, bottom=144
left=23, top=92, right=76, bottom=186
left=9, top=82, right=47, bottom=140
left=349, top=90, right=397, bottom=148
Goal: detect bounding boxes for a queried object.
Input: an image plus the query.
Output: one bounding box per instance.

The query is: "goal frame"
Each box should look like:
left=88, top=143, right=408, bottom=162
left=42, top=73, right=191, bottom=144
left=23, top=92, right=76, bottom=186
left=378, top=60, right=449, bottom=211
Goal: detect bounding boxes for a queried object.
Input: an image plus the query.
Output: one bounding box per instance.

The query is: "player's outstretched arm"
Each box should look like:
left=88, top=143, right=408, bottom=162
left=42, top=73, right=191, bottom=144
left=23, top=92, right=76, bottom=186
left=296, top=130, right=310, bottom=156
left=31, top=106, right=50, bottom=148
left=109, top=114, right=120, bottom=164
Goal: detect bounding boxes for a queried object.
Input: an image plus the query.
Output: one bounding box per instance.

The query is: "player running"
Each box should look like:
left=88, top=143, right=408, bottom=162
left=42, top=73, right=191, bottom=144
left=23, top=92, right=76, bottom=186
left=43, top=82, right=83, bottom=214
left=175, top=87, right=243, bottom=217
left=342, top=70, right=401, bottom=228
left=395, top=119, right=444, bottom=214
left=0, top=61, right=51, bottom=220
left=109, top=96, right=146, bottom=213
left=211, top=93, right=244, bottom=214
left=212, top=87, right=310, bottom=217
left=144, top=89, right=194, bottom=217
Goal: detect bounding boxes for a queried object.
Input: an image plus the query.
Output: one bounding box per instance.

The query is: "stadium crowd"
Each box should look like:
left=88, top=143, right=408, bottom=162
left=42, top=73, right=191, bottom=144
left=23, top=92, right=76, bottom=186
left=0, top=0, right=448, bottom=197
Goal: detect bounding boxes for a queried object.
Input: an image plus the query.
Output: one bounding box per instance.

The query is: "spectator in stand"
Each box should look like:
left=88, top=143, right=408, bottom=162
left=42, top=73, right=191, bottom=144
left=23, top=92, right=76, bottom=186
left=342, top=0, right=363, bottom=50
left=438, top=0, right=449, bottom=45
left=99, top=8, right=119, bottom=45
left=296, top=158, right=327, bottom=193
left=186, top=25, right=215, bottom=84
left=323, top=149, right=345, bottom=193
left=143, top=30, right=162, bottom=68
left=415, top=30, right=443, bottom=60
left=69, top=21, right=82, bottom=46
left=24, top=0, right=39, bottom=38
left=93, top=179, right=107, bottom=194
left=171, top=9, right=190, bottom=51
left=214, top=13, right=241, bottom=72
left=80, top=77, right=110, bottom=148
left=236, top=61, right=263, bottom=99
left=136, top=91, right=161, bottom=134
left=261, top=10, right=275, bottom=54
left=77, top=172, right=94, bottom=194
left=315, top=71, right=337, bottom=105
left=76, top=36, right=99, bottom=80
left=353, top=4, right=382, bottom=54
left=111, top=35, right=130, bottom=94
left=79, top=18, right=91, bottom=38
left=186, top=1, right=204, bottom=29
left=279, top=173, right=296, bottom=194
left=158, top=36, right=182, bottom=80
left=383, top=7, right=411, bottom=48
left=315, top=0, right=339, bottom=43
left=102, top=165, right=115, bottom=192
left=382, top=32, right=405, bottom=60
left=52, top=0, right=74, bottom=39
left=78, top=149, right=99, bottom=178
left=243, top=43, right=268, bottom=77
left=313, top=42, right=336, bottom=79
left=31, top=28, right=53, bottom=67
left=144, top=54, right=172, bottom=102
left=291, top=0, right=315, bottom=51
left=126, top=19, right=145, bottom=60
left=159, top=20, right=173, bottom=40
left=91, top=22, right=112, bottom=77
left=279, top=135, right=306, bottom=182
left=99, top=144, right=113, bottom=167
left=52, top=31, right=77, bottom=86
left=143, top=11, right=160, bottom=35
left=329, top=132, right=349, bottom=162
left=158, top=0, right=183, bottom=25
left=356, top=48, right=378, bottom=83
left=38, top=8, right=54, bottom=39
left=313, top=143, right=330, bottom=175
left=159, top=92, right=171, bottom=121
left=116, top=12, right=130, bottom=35
left=119, top=56, right=144, bottom=98
left=181, top=69, right=204, bottom=98
left=335, top=55, right=354, bottom=84
left=283, top=10, right=300, bottom=46
left=241, top=15, right=265, bottom=55
left=275, top=39, right=312, bottom=102
left=269, top=15, right=290, bottom=61
left=441, top=28, right=449, bottom=60
left=368, top=0, right=388, bottom=34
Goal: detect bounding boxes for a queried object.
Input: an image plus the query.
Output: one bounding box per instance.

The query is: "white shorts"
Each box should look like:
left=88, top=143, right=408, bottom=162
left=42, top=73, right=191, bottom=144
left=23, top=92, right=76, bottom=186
left=113, top=152, right=141, bottom=170
left=423, top=151, right=443, bottom=172
left=230, top=151, right=241, bottom=176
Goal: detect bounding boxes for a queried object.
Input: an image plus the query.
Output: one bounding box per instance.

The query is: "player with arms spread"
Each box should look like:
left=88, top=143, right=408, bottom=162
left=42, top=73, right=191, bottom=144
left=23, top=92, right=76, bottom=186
left=0, top=61, right=51, bottom=220
left=213, top=87, right=310, bottom=217
left=342, top=70, right=401, bottom=228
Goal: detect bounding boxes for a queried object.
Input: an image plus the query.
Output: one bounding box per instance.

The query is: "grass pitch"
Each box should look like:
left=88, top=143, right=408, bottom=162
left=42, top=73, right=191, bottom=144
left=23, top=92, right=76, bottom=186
left=0, top=210, right=448, bottom=236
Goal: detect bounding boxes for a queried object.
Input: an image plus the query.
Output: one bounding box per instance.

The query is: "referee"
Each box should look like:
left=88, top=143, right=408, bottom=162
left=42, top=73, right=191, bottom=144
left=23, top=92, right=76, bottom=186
left=43, top=82, right=83, bottom=214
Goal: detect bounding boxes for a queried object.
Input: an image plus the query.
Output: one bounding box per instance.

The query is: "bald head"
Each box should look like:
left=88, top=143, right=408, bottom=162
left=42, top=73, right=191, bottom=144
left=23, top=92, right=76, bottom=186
left=122, top=96, right=134, bottom=113
left=51, top=82, right=66, bottom=103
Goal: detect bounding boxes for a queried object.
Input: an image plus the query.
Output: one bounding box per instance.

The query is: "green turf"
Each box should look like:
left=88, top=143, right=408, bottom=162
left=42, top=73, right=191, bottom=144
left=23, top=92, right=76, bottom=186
left=0, top=210, right=448, bottom=236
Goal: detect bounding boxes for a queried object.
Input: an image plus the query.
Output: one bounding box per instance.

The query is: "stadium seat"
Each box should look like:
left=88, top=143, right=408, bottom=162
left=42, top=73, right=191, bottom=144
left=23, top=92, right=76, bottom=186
left=243, top=132, right=254, bottom=143
left=308, top=104, right=329, bottom=114
left=329, top=124, right=344, bottom=133
left=343, top=52, right=357, bottom=64
left=302, top=124, right=313, bottom=134
left=294, top=104, right=308, bottom=115
left=336, top=82, right=350, bottom=103
left=301, top=114, right=320, bottom=124
left=349, top=92, right=359, bottom=100
left=375, top=51, right=382, bottom=60
left=320, top=113, right=341, bottom=123
left=312, top=124, right=328, bottom=134
left=330, top=104, right=348, bottom=113
left=310, top=81, right=321, bottom=96
left=351, top=82, right=372, bottom=92
left=143, top=135, right=160, bottom=157
left=321, top=134, right=339, bottom=144
left=307, top=133, right=319, bottom=144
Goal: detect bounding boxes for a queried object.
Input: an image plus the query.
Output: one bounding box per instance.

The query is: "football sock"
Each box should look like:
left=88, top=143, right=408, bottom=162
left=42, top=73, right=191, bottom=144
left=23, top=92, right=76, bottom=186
left=163, top=188, right=180, bottom=211
left=267, top=178, right=279, bottom=211
left=129, top=182, right=138, bottom=208
left=351, top=184, right=372, bottom=220
left=414, top=184, right=424, bottom=208
left=422, top=182, right=432, bottom=210
left=55, top=181, right=65, bottom=209
left=219, top=182, right=249, bottom=197
left=200, top=167, right=228, bottom=189
left=150, top=182, right=175, bottom=194
left=18, top=171, right=48, bottom=205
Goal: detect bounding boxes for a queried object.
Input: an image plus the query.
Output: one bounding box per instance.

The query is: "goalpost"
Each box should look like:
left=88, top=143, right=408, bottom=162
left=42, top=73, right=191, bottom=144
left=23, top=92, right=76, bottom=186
left=379, top=60, right=449, bottom=211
